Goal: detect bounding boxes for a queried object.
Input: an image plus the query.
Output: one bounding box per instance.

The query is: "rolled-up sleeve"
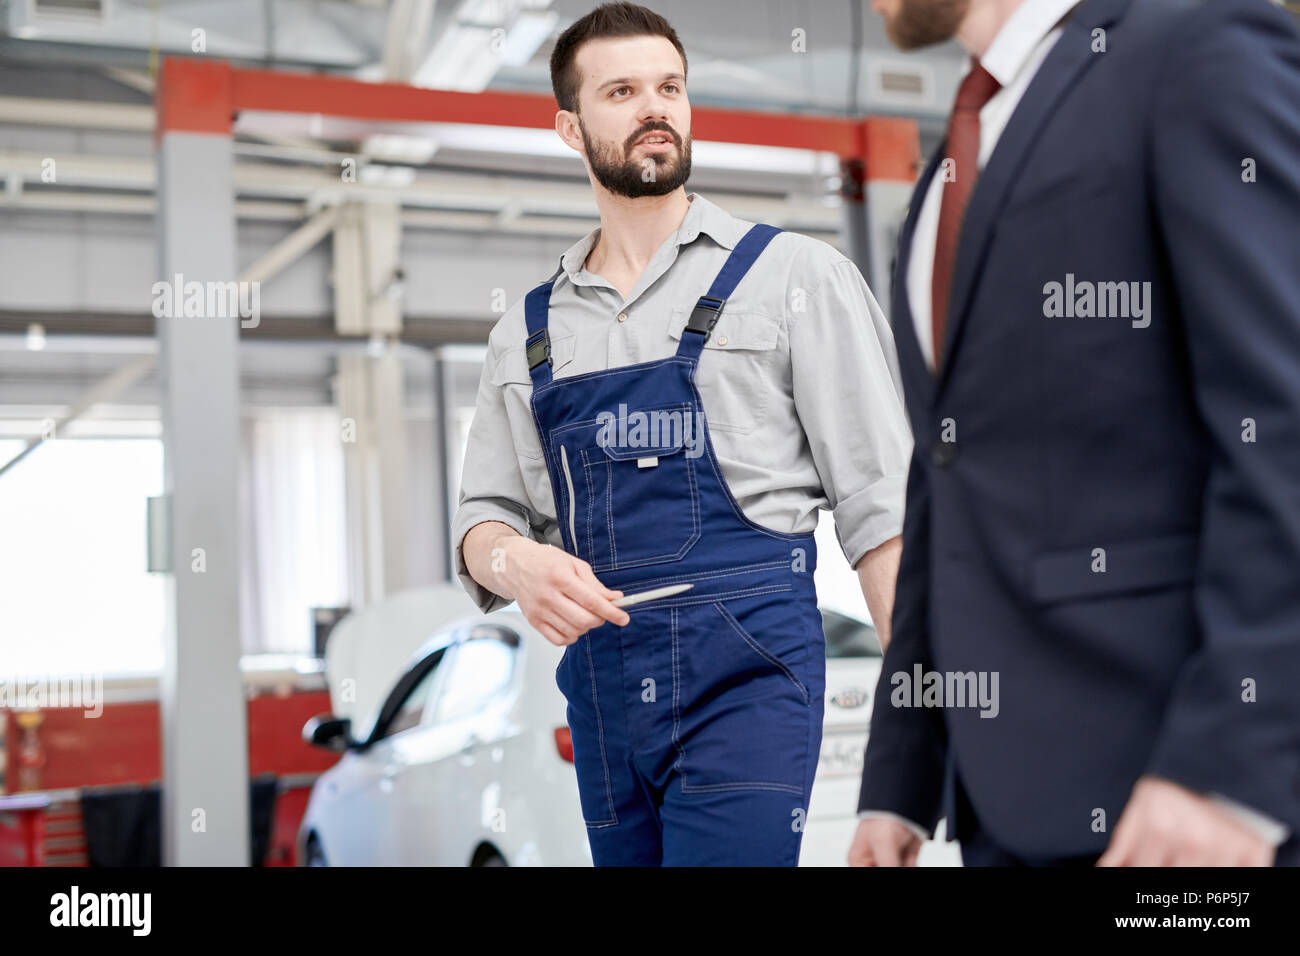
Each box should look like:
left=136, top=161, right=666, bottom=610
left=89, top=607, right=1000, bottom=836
left=451, top=335, right=541, bottom=613
left=790, top=252, right=913, bottom=568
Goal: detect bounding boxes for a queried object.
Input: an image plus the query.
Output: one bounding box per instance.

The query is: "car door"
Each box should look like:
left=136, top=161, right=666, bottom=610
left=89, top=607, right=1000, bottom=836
left=340, top=648, right=449, bottom=864
left=814, top=610, right=883, bottom=814
left=389, top=624, right=521, bottom=865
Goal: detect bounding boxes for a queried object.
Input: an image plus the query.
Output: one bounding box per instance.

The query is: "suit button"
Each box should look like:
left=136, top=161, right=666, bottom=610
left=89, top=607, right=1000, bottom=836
left=617, top=312, right=628, bottom=322
left=932, top=440, right=956, bottom=468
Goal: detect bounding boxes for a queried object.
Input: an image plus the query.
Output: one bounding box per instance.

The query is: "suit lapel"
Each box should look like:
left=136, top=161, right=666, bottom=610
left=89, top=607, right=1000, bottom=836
left=893, top=145, right=947, bottom=407
left=935, top=0, right=1133, bottom=389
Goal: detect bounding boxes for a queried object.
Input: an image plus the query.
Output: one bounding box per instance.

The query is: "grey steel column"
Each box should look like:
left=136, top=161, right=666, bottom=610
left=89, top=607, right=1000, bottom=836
left=156, top=131, right=249, bottom=866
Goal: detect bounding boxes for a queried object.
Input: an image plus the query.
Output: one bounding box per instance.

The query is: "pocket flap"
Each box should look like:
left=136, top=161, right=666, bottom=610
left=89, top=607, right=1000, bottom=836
left=490, top=332, right=576, bottom=386
left=667, top=307, right=781, bottom=351
left=595, top=405, right=693, bottom=461
left=1030, top=533, right=1198, bottom=604
left=598, top=435, right=687, bottom=462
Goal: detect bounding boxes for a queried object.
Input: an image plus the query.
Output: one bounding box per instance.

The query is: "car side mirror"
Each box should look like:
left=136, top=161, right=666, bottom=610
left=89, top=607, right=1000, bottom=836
left=303, top=714, right=355, bottom=752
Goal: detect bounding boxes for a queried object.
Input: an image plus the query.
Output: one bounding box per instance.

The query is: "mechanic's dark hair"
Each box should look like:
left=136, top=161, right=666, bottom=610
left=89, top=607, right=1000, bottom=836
left=549, top=3, right=687, bottom=114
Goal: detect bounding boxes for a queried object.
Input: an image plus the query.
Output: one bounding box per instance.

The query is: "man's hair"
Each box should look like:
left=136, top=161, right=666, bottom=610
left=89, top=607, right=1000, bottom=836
left=549, top=3, right=687, bottom=114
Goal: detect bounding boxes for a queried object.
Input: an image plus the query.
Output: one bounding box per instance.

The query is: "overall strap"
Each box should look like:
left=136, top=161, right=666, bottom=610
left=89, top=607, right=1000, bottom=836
left=676, top=223, right=783, bottom=362
left=523, top=280, right=556, bottom=387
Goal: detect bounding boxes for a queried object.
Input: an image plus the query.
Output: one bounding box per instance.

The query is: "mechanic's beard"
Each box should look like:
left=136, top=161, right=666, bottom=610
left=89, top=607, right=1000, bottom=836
left=580, top=120, right=692, bottom=198
left=885, top=0, right=970, bottom=50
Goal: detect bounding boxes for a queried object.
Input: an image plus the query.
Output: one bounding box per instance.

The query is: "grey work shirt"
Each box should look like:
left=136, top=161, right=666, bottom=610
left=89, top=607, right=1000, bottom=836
left=452, top=191, right=913, bottom=613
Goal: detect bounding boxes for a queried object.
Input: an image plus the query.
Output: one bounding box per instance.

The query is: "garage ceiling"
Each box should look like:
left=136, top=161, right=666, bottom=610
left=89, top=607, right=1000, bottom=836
left=1, top=0, right=966, bottom=120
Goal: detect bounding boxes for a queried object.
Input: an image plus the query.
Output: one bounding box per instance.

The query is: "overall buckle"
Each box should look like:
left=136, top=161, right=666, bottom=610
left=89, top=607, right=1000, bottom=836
left=684, top=295, right=726, bottom=342
left=526, top=329, right=552, bottom=370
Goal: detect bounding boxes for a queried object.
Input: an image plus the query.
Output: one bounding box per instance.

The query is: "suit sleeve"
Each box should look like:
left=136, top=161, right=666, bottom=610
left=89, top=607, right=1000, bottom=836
left=1143, top=1, right=1300, bottom=829
left=856, top=440, right=949, bottom=828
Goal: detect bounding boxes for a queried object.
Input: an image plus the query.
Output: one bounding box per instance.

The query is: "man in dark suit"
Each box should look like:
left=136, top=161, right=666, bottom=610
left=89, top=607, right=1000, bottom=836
left=850, top=0, right=1300, bottom=866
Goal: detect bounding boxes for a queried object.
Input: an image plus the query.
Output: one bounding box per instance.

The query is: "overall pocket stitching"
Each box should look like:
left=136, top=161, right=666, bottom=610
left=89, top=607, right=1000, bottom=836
left=560, top=444, right=577, bottom=553
left=674, top=603, right=809, bottom=797
left=582, top=633, right=619, bottom=828
left=604, top=452, right=700, bottom=570
left=670, top=606, right=686, bottom=778
left=610, top=559, right=793, bottom=592
left=578, top=449, right=614, bottom=572
left=578, top=449, right=596, bottom=564
left=714, top=602, right=810, bottom=705
left=605, top=459, right=616, bottom=566
left=646, top=584, right=794, bottom=611
left=681, top=780, right=805, bottom=795
left=553, top=404, right=702, bottom=572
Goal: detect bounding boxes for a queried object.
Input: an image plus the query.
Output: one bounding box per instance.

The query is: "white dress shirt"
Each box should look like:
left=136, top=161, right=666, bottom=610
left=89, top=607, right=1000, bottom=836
left=860, top=0, right=1290, bottom=851
left=906, top=0, right=1082, bottom=370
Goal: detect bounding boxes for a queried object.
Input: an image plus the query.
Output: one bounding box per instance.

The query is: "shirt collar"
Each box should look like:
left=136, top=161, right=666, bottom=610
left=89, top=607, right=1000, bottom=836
left=980, top=0, right=1084, bottom=88
left=549, top=191, right=745, bottom=283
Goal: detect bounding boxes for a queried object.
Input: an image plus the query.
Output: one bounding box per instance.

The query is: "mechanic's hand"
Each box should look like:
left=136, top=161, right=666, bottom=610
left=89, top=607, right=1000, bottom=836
left=848, top=817, right=923, bottom=867
left=500, top=537, right=629, bottom=645
left=1097, top=776, right=1275, bottom=867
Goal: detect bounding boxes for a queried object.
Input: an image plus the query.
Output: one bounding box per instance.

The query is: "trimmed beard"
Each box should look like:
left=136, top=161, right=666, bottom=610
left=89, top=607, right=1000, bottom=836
left=885, top=0, right=970, bottom=50
left=580, top=118, right=692, bottom=198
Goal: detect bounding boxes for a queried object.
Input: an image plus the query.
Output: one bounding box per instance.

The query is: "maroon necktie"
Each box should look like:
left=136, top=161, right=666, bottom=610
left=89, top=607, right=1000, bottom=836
left=931, top=60, right=1001, bottom=369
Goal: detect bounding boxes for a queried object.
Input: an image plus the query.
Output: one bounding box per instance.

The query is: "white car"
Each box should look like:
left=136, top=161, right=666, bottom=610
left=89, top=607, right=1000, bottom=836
left=298, top=605, right=960, bottom=866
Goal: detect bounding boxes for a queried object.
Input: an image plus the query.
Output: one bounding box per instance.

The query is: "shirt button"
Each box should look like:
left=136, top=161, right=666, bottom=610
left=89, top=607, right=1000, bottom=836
left=617, top=312, right=627, bottom=322
left=717, top=336, right=728, bottom=346
left=932, top=440, right=956, bottom=468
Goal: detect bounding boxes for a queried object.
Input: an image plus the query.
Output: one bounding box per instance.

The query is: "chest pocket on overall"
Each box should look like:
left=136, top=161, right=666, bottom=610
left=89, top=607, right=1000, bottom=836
left=551, top=403, right=702, bottom=572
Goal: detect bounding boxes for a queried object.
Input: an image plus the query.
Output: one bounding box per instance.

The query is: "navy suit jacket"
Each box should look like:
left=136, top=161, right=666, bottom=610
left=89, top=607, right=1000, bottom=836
left=857, top=0, right=1300, bottom=859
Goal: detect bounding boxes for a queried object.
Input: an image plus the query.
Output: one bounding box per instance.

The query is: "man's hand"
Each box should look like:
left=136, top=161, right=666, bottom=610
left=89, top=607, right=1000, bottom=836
left=1097, top=776, right=1275, bottom=867
left=848, top=817, right=923, bottom=867
left=463, top=522, right=629, bottom=645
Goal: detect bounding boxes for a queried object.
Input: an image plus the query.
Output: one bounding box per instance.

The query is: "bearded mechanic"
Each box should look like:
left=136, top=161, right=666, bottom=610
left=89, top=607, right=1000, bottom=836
left=453, top=2, right=911, bottom=867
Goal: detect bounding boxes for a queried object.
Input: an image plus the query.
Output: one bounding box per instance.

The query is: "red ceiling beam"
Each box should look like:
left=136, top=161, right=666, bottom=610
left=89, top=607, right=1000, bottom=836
left=860, top=117, right=922, bottom=183
left=155, top=56, right=918, bottom=181
left=154, top=57, right=234, bottom=142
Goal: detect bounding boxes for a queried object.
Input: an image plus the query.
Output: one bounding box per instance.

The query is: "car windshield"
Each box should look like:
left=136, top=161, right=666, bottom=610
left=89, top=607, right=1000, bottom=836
left=822, top=609, right=883, bottom=659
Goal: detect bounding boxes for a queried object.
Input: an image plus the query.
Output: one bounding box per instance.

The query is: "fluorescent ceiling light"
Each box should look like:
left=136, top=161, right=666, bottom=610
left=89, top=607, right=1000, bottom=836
left=413, top=0, right=555, bottom=91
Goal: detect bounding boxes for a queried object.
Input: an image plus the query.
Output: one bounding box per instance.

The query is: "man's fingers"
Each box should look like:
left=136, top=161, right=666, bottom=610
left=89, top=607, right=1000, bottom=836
left=546, top=594, right=605, bottom=635
left=572, top=563, right=630, bottom=626
left=902, top=839, right=922, bottom=867
left=872, top=835, right=902, bottom=867
left=575, top=560, right=626, bottom=603
left=1097, top=826, right=1132, bottom=867
left=535, top=619, right=573, bottom=647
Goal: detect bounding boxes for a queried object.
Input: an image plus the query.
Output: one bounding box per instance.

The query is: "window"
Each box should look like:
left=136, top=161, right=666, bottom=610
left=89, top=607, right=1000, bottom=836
left=822, top=609, right=883, bottom=659
left=432, top=628, right=518, bottom=723
left=0, top=437, right=165, bottom=676
left=376, top=655, right=445, bottom=740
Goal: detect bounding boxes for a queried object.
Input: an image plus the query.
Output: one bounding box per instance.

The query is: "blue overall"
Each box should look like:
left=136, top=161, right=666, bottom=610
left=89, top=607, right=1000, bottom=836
left=524, top=224, right=825, bottom=866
